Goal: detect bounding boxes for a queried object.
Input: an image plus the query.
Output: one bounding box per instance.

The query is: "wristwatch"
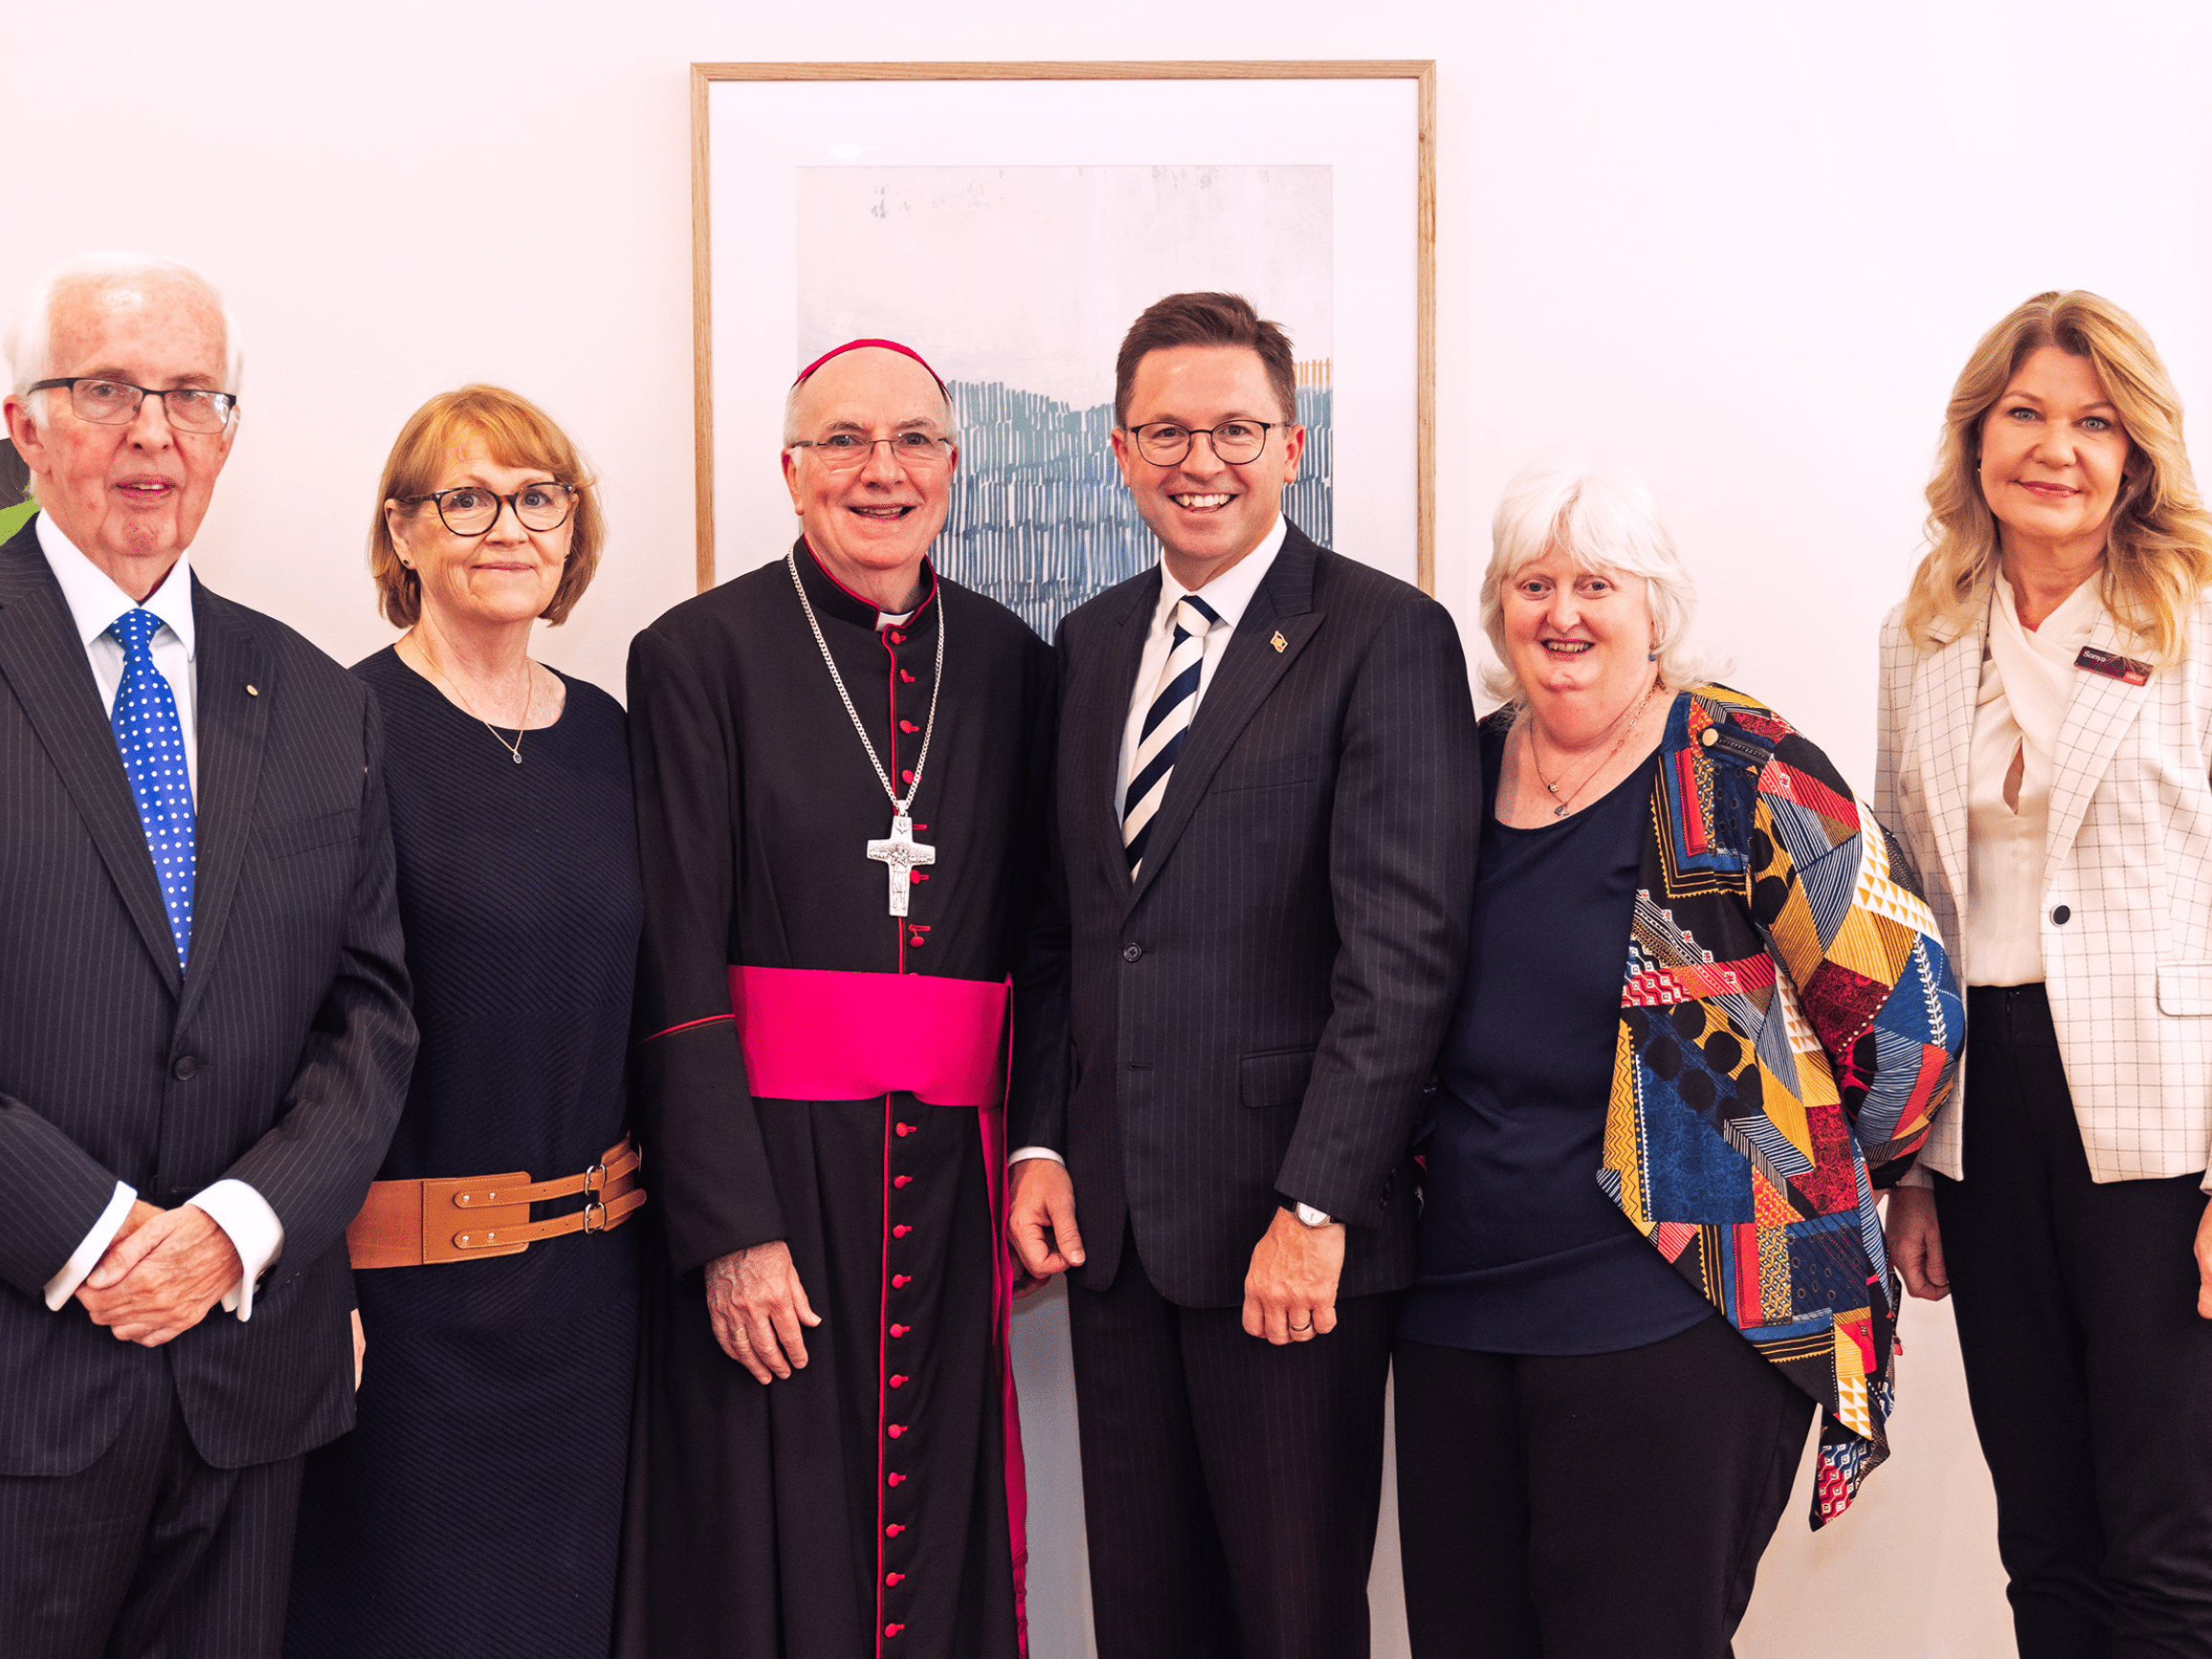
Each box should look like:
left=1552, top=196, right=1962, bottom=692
left=1290, top=1201, right=1335, bottom=1228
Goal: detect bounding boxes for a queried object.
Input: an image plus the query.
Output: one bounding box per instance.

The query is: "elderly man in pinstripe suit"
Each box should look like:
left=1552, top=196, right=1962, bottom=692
left=0, top=254, right=414, bottom=1658
left=1008, top=292, right=1480, bottom=1657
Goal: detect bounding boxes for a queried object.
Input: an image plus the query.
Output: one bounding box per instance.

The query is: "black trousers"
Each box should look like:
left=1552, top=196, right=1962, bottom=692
left=1392, top=1316, right=1814, bottom=1659
left=1936, top=984, right=2212, bottom=1659
left=0, top=1370, right=305, bottom=1659
left=1065, top=1224, right=1397, bottom=1659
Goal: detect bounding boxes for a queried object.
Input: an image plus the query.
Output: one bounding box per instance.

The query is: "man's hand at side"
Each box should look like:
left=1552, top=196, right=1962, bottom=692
left=705, top=1240, right=821, bottom=1384
left=1243, top=1207, right=1344, bottom=1345
left=1008, top=1159, right=1086, bottom=1297
left=77, top=1204, right=243, bottom=1345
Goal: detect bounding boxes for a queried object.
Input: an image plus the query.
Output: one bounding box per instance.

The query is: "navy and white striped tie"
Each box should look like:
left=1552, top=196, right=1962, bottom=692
left=1122, top=593, right=1221, bottom=876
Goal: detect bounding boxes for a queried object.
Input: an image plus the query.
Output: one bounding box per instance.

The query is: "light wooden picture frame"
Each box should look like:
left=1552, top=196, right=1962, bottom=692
left=691, top=60, right=1437, bottom=624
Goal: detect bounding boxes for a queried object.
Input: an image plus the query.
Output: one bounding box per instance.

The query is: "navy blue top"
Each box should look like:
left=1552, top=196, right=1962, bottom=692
left=1398, top=717, right=1714, bottom=1356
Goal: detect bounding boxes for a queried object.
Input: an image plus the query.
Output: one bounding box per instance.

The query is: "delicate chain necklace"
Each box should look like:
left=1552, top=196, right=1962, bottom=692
left=410, top=632, right=532, bottom=765
left=1525, top=676, right=1662, bottom=819
left=786, top=551, right=946, bottom=917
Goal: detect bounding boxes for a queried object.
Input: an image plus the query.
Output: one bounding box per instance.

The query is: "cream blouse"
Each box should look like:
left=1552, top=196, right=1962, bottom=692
left=1964, top=569, right=2102, bottom=986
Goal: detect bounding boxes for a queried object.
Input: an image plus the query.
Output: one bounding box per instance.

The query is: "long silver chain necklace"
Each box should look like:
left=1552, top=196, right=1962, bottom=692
left=409, top=632, right=532, bottom=765
left=1525, top=676, right=1662, bottom=819
left=786, top=550, right=946, bottom=917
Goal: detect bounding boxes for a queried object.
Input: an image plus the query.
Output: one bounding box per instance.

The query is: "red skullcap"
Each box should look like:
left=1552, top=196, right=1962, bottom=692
left=793, top=338, right=948, bottom=393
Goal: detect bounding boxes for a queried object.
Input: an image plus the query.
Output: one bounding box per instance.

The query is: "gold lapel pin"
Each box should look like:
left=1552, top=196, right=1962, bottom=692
left=246, top=684, right=260, bottom=697
left=1271, top=630, right=1287, bottom=653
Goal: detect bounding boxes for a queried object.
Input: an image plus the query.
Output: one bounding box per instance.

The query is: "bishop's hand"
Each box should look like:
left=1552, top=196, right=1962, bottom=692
left=705, top=1240, right=822, bottom=1384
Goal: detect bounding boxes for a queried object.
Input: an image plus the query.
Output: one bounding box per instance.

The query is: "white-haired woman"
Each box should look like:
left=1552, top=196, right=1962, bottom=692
left=1877, top=292, right=2212, bottom=1656
left=1393, top=461, right=1963, bottom=1659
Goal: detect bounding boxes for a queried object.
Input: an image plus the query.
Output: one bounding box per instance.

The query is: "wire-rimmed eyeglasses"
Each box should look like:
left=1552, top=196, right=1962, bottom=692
left=400, top=482, right=578, bottom=537
left=787, top=431, right=956, bottom=472
left=30, top=377, right=238, bottom=434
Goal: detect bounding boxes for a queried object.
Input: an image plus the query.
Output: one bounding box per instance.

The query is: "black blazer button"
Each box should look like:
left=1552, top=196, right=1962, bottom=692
left=171, top=1055, right=198, bottom=1081
left=1121, top=943, right=1142, bottom=962
left=2051, top=905, right=2071, bottom=925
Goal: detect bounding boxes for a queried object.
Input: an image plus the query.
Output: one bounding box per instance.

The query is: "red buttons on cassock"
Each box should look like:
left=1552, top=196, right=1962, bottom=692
left=886, top=1626, right=904, bottom=1638
left=900, top=670, right=916, bottom=683
left=887, top=1572, right=904, bottom=1585
left=894, top=1225, right=913, bottom=1237
left=893, top=1272, right=911, bottom=1284
left=888, top=1424, right=905, bottom=1438
left=899, top=719, right=919, bottom=734
left=885, top=1524, right=905, bottom=1537
left=890, top=1373, right=909, bottom=1386
left=896, top=1121, right=915, bottom=1137
left=910, top=870, right=927, bottom=883
left=889, top=630, right=906, bottom=643
left=888, top=1472, right=905, bottom=1487
left=890, top=1323, right=910, bottom=1337
left=894, top=1176, right=912, bottom=1188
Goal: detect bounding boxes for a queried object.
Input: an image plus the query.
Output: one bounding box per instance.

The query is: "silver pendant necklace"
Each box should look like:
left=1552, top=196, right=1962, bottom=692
left=1527, top=677, right=1661, bottom=818
left=411, top=633, right=531, bottom=765
left=786, top=550, right=946, bottom=917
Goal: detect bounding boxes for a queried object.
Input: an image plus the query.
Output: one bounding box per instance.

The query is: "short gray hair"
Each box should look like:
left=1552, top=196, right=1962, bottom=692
left=780, top=362, right=960, bottom=448
left=1477, top=458, right=1712, bottom=706
left=4, top=253, right=244, bottom=403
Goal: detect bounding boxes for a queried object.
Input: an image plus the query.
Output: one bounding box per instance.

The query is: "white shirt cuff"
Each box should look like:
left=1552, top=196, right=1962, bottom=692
left=187, top=1181, right=285, bottom=1321
left=44, top=1182, right=137, bottom=1310
left=1895, top=1163, right=1936, bottom=1190
left=1008, top=1145, right=1065, bottom=1166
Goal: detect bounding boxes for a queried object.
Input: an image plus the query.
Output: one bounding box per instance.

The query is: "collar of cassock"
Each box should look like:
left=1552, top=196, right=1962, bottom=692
left=794, top=537, right=940, bottom=633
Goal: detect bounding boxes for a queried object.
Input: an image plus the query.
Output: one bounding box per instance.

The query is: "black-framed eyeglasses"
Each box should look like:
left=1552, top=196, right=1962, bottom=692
left=30, top=377, right=238, bottom=434
left=400, top=482, right=577, bottom=537
left=787, top=431, right=956, bottom=471
left=1125, top=420, right=1284, bottom=467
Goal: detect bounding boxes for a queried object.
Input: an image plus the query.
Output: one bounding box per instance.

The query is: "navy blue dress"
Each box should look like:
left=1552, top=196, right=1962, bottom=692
left=1399, top=717, right=1713, bottom=1355
left=286, top=650, right=643, bottom=1658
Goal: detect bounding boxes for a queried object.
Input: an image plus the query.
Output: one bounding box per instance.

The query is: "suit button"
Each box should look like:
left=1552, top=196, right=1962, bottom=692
left=1122, top=943, right=1141, bottom=962
left=171, top=1056, right=198, bottom=1081
left=2051, top=904, right=2071, bottom=925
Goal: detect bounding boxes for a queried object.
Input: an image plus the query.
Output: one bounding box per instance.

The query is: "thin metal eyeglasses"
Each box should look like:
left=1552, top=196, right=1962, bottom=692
left=400, top=482, right=577, bottom=537
left=1124, top=420, right=1285, bottom=467
left=30, top=378, right=238, bottom=434
left=787, top=431, right=956, bottom=471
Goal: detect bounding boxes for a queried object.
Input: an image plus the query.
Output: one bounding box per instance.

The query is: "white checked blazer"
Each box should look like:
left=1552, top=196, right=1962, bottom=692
left=1875, top=586, right=2212, bottom=1188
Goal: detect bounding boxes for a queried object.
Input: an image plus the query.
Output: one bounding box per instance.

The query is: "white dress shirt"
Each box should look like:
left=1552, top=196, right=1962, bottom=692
left=1012, top=515, right=1289, bottom=1170
left=1964, top=570, right=2102, bottom=986
left=34, top=515, right=284, bottom=1318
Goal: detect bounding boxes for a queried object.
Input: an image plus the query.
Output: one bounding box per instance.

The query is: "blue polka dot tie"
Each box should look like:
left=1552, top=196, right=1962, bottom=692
left=109, top=608, right=195, bottom=969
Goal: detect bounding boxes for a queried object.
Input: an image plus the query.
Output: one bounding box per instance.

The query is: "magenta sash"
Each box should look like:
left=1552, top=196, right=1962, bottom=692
left=726, top=965, right=1008, bottom=1106
left=724, top=963, right=1029, bottom=1648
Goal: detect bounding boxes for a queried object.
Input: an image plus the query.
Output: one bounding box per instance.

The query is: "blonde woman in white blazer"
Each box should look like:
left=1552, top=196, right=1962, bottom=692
left=1877, top=290, right=2212, bottom=1659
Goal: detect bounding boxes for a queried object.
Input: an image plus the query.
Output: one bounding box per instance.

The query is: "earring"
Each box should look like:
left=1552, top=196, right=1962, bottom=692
left=1647, top=648, right=1658, bottom=662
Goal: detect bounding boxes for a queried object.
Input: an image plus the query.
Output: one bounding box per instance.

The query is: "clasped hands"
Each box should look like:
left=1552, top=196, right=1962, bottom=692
left=1007, top=1160, right=1345, bottom=1345
left=76, top=1200, right=244, bottom=1346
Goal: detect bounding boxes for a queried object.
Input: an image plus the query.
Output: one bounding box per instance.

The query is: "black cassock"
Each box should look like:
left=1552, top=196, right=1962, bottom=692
left=615, top=542, right=1053, bottom=1659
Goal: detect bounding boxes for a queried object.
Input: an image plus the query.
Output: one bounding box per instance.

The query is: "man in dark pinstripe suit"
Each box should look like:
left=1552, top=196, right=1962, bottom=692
left=0, top=255, right=414, bottom=1657
left=1007, top=292, right=1480, bottom=1656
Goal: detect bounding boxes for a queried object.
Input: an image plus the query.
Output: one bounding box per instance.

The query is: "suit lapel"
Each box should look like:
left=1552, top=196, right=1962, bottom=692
left=1128, top=532, right=1323, bottom=909
left=0, top=523, right=184, bottom=995
left=1080, top=571, right=1160, bottom=902
left=2041, top=607, right=2150, bottom=895
left=1915, top=619, right=1982, bottom=920
left=173, top=583, right=270, bottom=1027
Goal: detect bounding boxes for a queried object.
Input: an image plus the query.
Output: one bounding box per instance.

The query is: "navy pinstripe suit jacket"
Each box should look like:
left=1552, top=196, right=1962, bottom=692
left=1011, top=524, right=1481, bottom=1308
left=0, top=520, right=415, bottom=1475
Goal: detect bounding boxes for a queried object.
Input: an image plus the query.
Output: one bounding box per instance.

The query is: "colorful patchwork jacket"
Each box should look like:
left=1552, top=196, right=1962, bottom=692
left=1509, top=684, right=1963, bottom=1526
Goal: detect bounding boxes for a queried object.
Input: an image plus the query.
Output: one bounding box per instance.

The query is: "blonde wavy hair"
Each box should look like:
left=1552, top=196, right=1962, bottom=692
left=1903, top=290, right=2212, bottom=664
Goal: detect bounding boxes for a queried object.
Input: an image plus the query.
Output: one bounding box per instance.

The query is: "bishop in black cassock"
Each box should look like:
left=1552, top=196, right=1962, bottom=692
left=615, top=342, right=1052, bottom=1659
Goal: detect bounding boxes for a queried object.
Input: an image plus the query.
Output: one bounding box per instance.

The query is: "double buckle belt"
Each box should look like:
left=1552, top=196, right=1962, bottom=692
left=345, top=1135, right=647, bottom=1270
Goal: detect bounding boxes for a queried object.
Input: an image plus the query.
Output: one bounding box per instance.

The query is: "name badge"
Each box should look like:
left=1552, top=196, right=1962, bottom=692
left=2075, top=645, right=2150, bottom=686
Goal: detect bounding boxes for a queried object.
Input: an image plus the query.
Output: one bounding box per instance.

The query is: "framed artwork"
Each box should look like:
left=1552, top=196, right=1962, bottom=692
left=692, top=60, right=1435, bottom=635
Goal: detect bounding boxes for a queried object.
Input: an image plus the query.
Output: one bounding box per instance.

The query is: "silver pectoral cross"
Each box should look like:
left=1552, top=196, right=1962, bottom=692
left=866, top=812, right=936, bottom=918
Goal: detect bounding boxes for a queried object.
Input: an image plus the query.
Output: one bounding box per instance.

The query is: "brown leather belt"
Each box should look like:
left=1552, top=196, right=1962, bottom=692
left=346, top=1136, right=646, bottom=1270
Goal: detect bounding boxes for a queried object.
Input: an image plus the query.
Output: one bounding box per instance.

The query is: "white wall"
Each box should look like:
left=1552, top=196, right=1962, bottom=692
left=12, top=3, right=2209, bottom=1653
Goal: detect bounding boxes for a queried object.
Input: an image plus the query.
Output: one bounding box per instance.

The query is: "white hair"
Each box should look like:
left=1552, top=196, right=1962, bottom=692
left=4, top=253, right=245, bottom=403
left=1476, top=458, right=1715, bottom=706
left=781, top=356, right=961, bottom=447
